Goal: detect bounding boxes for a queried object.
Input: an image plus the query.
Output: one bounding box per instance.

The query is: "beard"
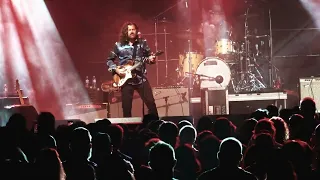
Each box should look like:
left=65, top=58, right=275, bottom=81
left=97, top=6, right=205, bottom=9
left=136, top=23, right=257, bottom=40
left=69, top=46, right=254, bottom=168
left=128, top=33, right=136, bottom=39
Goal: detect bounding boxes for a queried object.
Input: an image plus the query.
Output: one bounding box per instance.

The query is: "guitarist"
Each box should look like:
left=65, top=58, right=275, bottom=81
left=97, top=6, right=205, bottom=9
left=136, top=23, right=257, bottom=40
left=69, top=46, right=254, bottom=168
left=106, top=22, right=158, bottom=117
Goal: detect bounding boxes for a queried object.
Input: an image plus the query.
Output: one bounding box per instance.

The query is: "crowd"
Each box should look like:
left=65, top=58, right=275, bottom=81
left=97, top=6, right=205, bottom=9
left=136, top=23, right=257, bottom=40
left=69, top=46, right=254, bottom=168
left=1, top=97, right=320, bottom=180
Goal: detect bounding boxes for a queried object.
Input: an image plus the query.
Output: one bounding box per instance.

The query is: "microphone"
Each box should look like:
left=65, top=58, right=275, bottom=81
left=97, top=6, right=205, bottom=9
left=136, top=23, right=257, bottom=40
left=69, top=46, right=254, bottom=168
left=185, top=0, right=188, bottom=8
left=215, top=75, right=224, bottom=84
left=138, top=32, right=142, bottom=39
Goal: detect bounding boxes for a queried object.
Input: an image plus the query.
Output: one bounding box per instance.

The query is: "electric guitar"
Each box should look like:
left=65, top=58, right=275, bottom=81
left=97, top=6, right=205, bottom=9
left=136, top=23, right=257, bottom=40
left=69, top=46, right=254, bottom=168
left=15, top=79, right=25, bottom=105
left=112, top=51, right=163, bottom=87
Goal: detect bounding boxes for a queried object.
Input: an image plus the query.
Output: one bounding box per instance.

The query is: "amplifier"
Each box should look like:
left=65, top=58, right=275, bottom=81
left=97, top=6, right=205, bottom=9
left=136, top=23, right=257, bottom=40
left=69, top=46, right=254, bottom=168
left=300, top=77, right=320, bottom=112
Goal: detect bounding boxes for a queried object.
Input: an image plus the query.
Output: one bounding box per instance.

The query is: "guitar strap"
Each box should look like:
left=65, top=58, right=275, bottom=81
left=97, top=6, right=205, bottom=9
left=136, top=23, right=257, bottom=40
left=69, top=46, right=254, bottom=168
left=132, top=41, right=138, bottom=60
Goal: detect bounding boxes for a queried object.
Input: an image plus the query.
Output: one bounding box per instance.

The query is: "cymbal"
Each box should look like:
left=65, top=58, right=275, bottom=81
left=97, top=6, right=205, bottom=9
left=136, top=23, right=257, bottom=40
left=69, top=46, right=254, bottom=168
left=158, top=19, right=174, bottom=24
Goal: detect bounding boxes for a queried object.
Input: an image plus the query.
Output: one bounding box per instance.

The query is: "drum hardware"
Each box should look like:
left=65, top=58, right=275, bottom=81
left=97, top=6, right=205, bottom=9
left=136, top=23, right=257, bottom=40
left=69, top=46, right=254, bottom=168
left=233, top=5, right=269, bottom=93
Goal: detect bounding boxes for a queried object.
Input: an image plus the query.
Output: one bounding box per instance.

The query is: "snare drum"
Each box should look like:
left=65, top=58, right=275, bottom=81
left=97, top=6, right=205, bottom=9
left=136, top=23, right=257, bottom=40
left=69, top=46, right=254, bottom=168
left=179, top=52, right=204, bottom=77
left=196, top=57, right=231, bottom=89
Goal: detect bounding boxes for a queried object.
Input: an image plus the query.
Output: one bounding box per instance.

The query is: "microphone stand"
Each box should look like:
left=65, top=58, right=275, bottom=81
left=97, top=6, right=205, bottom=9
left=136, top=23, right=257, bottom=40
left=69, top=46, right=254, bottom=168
left=184, top=0, right=193, bottom=116
left=268, top=9, right=273, bottom=88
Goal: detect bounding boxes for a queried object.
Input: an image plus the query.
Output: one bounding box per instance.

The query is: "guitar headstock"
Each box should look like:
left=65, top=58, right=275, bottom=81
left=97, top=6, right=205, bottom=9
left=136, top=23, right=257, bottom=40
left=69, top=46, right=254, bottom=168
left=15, top=79, right=20, bottom=91
left=154, top=50, right=164, bottom=56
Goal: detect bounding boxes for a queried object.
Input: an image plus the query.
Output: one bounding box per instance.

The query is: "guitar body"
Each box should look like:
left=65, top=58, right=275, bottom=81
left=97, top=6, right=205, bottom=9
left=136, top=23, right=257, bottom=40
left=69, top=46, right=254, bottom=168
left=112, top=61, right=137, bottom=87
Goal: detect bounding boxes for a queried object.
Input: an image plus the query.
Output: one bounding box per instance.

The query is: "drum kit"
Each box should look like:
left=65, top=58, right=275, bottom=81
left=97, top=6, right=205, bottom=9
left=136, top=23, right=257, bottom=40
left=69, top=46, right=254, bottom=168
left=170, top=10, right=273, bottom=94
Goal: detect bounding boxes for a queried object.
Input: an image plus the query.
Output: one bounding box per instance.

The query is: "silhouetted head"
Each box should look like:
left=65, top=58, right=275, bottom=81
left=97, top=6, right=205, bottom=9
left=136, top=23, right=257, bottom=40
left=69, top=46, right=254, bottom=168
left=149, top=141, right=176, bottom=173
left=179, top=125, right=197, bottom=145
left=147, top=120, right=165, bottom=134
left=178, top=120, right=193, bottom=130
left=195, top=130, right=214, bottom=149
left=212, top=117, right=236, bottom=140
left=282, top=140, right=313, bottom=172
left=158, top=122, right=179, bottom=148
left=37, top=112, right=55, bottom=135
left=218, top=137, right=243, bottom=167
left=69, top=127, right=92, bottom=160
left=197, top=116, right=214, bottom=133
left=279, top=108, right=294, bottom=123
left=270, top=117, right=289, bottom=144
left=266, top=105, right=279, bottom=118
left=252, top=132, right=275, bottom=148
left=95, top=119, right=111, bottom=133
left=6, top=113, right=27, bottom=133
left=236, top=118, right=257, bottom=145
left=92, top=132, right=112, bottom=159
left=106, top=124, right=124, bottom=149
left=251, top=108, right=269, bottom=121
left=300, top=97, right=316, bottom=118
left=253, top=118, right=276, bottom=138
left=288, top=114, right=305, bottom=140
left=175, top=144, right=201, bottom=176
left=197, top=134, right=220, bottom=155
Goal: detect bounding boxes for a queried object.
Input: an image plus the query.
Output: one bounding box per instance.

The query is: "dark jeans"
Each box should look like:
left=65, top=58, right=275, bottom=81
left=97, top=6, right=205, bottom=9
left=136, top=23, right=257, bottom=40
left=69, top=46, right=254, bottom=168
left=121, top=80, right=158, bottom=117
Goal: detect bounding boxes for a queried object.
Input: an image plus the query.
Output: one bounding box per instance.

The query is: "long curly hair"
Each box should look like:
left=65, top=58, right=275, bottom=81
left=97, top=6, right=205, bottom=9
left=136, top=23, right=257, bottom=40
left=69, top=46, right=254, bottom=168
left=119, top=22, right=139, bottom=45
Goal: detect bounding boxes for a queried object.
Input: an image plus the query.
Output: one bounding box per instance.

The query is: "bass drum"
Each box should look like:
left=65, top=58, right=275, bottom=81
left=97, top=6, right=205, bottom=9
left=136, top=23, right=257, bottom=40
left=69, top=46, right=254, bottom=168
left=196, top=57, right=231, bottom=89
left=179, top=52, right=204, bottom=78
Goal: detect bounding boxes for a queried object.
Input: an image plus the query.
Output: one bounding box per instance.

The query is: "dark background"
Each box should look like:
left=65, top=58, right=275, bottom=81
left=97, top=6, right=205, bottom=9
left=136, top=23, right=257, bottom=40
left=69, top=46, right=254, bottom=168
left=44, top=0, right=320, bottom=91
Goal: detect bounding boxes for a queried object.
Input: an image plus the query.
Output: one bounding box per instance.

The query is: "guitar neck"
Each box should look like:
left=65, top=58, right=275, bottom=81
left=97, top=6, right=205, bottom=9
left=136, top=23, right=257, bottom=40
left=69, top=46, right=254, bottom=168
left=17, top=90, right=25, bottom=105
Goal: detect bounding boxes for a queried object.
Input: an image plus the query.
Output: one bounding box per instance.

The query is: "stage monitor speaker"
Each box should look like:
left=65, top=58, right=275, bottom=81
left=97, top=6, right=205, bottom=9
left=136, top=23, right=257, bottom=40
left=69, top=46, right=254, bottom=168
left=300, top=77, right=320, bottom=112
left=109, top=86, right=189, bottom=117
left=0, top=105, right=38, bottom=130
left=65, top=104, right=108, bottom=124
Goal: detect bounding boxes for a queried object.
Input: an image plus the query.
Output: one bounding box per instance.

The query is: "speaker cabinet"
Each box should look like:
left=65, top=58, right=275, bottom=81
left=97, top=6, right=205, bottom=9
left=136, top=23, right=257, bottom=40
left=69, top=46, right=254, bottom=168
left=300, top=77, right=320, bottom=112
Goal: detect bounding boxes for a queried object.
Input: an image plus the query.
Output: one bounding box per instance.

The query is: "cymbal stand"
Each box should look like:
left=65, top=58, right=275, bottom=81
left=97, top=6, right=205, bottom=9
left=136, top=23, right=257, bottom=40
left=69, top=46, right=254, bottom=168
left=235, top=7, right=266, bottom=92
left=153, top=1, right=183, bottom=86
left=235, top=7, right=250, bottom=92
